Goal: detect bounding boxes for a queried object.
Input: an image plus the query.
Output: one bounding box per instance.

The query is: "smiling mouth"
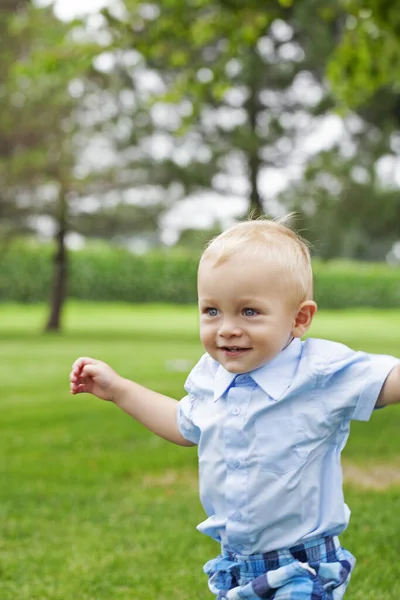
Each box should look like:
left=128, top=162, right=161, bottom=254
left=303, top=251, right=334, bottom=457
left=220, top=346, right=251, bottom=354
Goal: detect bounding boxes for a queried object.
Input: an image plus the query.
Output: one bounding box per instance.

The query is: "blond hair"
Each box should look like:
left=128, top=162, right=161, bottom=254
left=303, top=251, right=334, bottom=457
left=201, top=217, right=314, bottom=304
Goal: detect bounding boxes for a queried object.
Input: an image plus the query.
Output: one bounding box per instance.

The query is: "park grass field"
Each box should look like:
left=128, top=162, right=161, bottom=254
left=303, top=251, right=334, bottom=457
left=1, top=302, right=400, bottom=599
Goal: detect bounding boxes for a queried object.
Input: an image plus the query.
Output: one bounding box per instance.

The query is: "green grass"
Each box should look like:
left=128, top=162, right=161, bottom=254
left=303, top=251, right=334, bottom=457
left=1, top=303, right=400, bottom=599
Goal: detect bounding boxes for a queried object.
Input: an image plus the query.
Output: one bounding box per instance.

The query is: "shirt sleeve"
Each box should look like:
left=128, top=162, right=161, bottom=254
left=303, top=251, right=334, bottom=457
left=322, top=344, right=399, bottom=422
left=177, top=394, right=200, bottom=445
left=176, top=354, right=209, bottom=445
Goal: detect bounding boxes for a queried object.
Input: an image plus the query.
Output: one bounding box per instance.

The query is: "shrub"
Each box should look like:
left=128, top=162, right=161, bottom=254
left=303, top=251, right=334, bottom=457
left=0, top=242, right=399, bottom=308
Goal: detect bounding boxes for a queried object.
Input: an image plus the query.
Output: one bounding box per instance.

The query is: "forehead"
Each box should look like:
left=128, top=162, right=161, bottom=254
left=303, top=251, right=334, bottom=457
left=199, top=250, right=276, bottom=273
left=198, top=254, right=288, bottom=296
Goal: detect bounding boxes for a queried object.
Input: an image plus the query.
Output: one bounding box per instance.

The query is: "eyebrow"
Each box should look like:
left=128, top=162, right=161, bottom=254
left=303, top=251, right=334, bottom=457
left=198, top=296, right=267, bottom=306
left=235, top=297, right=268, bottom=305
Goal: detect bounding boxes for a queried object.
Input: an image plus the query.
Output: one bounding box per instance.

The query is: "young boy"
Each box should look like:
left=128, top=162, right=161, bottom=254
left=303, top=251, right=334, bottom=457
left=70, top=219, right=400, bottom=600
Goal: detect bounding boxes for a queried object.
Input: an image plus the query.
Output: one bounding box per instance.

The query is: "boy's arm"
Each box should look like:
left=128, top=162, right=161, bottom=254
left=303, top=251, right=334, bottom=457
left=112, top=377, right=195, bottom=446
left=376, top=364, right=400, bottom=407
left=70, top=357, right=194, bottom=447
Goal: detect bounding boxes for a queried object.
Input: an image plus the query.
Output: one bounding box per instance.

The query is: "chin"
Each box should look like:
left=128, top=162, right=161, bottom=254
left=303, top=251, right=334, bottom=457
left=225, top=366, right=245, bottom=374
left=222, top=362, right=252, bottom=374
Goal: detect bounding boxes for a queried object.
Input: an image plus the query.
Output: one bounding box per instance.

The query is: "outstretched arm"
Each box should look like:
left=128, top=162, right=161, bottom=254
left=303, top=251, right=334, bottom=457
left=376, top=364, right=400, bottom=407
left=70, top=357, right=194, bottom=446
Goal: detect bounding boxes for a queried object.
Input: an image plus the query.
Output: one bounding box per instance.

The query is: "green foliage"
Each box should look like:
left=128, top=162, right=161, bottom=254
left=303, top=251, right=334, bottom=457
left=313, top=260, right=400, bottom=309
left=328, top=14, right=400, bottom=106
left=0, top=242, right=53, bottom=303
left=69, top=247, right=199, bottom=303
left=0, top=243, right=199, bottom=304
left=328, top=1, right=400, bottom=105
left=1, top=4, right=82, bottom=181
left=278, top=149, right=400, bottom=262
left=1, top=242, right=399, bottom=308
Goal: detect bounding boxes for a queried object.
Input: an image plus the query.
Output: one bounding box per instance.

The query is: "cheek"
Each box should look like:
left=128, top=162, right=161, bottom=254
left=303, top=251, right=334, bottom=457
left=199, top=322, right=215, bottom=346
left=251, top=325, right=282, bottom=348
left=199, top=323, right=209, bottom=342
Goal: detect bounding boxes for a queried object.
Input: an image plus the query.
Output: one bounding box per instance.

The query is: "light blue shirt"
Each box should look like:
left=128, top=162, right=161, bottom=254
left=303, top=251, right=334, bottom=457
left=177, top=337, right=399, bottom=555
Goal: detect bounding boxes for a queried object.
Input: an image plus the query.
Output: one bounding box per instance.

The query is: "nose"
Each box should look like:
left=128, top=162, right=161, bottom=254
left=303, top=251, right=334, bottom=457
left=218, top=318, right=242, bottom=338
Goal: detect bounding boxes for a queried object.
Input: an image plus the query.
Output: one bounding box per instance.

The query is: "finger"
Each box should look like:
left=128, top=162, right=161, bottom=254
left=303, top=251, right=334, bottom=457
left=69, top=369, right=80, bottom=382
left=70, top=383, right=90, bottom=395
left=71, top=359, right=97, bottom=383
left=81, top=363, right=100, bottom=378
left=70, top=368, right=89, bottom=382
left=72, top=357, right=97, bottom=371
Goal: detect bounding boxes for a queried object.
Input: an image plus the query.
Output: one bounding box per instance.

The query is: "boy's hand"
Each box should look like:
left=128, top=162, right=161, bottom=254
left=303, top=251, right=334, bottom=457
left=70, top=357, right=123, bottom=402
left=70, top=357, right=193, bottom=446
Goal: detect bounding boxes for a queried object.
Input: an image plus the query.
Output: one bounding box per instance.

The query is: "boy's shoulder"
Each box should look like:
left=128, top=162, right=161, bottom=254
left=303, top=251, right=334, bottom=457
left=184, top=353, right=219, bottom=395
left=301, top=337, right=363, bottom=379
left=302, top=337, right=354, bottom=360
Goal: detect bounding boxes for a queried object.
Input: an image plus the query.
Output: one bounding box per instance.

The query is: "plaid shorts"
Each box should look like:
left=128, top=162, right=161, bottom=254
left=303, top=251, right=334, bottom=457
left=203, top=536, right=355, bottom=599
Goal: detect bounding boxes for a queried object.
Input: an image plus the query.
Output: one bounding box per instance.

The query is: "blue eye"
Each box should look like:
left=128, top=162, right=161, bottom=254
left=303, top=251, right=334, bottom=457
left=206, top=308, right=219, bottom=317
left=243, top=308, right=258, bottom=317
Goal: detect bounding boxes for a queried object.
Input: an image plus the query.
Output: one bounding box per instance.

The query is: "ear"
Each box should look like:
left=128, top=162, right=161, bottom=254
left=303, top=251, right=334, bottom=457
left=291, top=301, right=318, bottom=338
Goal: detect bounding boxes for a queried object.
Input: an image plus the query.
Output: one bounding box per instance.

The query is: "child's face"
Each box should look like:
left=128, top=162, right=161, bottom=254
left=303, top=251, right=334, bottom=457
left=198, top=254, right=301, bottom=374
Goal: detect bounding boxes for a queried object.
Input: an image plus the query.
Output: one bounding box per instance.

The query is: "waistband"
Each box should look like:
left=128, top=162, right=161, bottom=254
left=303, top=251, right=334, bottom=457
left=222, top=536, right=341, bottom=571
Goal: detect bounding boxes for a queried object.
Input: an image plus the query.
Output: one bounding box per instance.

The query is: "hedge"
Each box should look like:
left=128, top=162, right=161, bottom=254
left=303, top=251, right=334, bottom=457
left=313, top=260, right=400, bottom=309
left=0, top=242, right=399, bottom=308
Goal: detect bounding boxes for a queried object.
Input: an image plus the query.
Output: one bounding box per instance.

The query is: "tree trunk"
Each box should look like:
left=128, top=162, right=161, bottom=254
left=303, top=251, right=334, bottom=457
left=248, top=149, right=264, bottom=219
left=45, top=191, right=68, bottom=332
left=246, top=53, right=264, bottom=220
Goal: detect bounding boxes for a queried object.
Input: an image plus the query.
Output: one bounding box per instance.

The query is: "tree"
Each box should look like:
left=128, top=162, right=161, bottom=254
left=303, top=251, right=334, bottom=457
left=96, top=0, right=400, bottom=257
left=98, top=0, right=346, bottom=219
left=1, top=2, right=98, bottom=330
left=0, top=0, right=40, bottom=246
left=278, top=142, right=400, bottom=260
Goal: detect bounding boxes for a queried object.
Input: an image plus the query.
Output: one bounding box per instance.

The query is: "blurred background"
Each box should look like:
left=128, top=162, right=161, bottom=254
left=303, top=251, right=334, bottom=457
left=1, top=0, right=400, bottom=329
left=1, top=3, right=400, bottom=599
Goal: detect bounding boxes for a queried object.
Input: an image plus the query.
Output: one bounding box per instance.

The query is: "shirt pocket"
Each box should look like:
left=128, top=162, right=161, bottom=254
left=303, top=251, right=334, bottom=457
left=254, top=417, right=307, bottom=473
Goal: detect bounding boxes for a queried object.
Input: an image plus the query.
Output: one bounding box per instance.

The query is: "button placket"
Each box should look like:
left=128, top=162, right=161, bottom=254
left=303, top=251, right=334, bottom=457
left=224, top=386, right=251, bottom=544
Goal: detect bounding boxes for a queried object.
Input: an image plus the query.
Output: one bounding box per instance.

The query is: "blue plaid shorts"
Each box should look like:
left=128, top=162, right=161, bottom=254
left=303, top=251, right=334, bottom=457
left=203, top=536, right=355, bottom=599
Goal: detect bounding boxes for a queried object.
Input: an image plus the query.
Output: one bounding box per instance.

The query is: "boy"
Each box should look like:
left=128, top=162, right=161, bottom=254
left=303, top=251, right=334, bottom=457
left=70, top=219, right=400, bottom=599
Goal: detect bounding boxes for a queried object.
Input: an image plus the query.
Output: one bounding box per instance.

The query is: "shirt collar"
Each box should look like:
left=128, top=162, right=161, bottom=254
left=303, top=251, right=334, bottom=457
left=213, top=338, right=303, bottom=402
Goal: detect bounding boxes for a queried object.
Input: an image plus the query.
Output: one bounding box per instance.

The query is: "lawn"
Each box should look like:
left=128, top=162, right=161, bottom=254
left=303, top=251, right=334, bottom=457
left=1, top=303, right=400, bottom=600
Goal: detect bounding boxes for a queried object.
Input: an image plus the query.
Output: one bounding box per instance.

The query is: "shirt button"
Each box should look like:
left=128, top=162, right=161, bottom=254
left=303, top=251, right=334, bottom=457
left=231, top=407, right=240, bottom=415
left=232, top=511, right=242, bottom=521
left=228, top=459, right=240, bottom=469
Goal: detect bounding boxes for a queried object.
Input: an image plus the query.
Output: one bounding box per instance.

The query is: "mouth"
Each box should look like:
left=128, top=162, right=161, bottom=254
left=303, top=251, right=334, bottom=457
left=219, top=346, right=251, bottom=356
